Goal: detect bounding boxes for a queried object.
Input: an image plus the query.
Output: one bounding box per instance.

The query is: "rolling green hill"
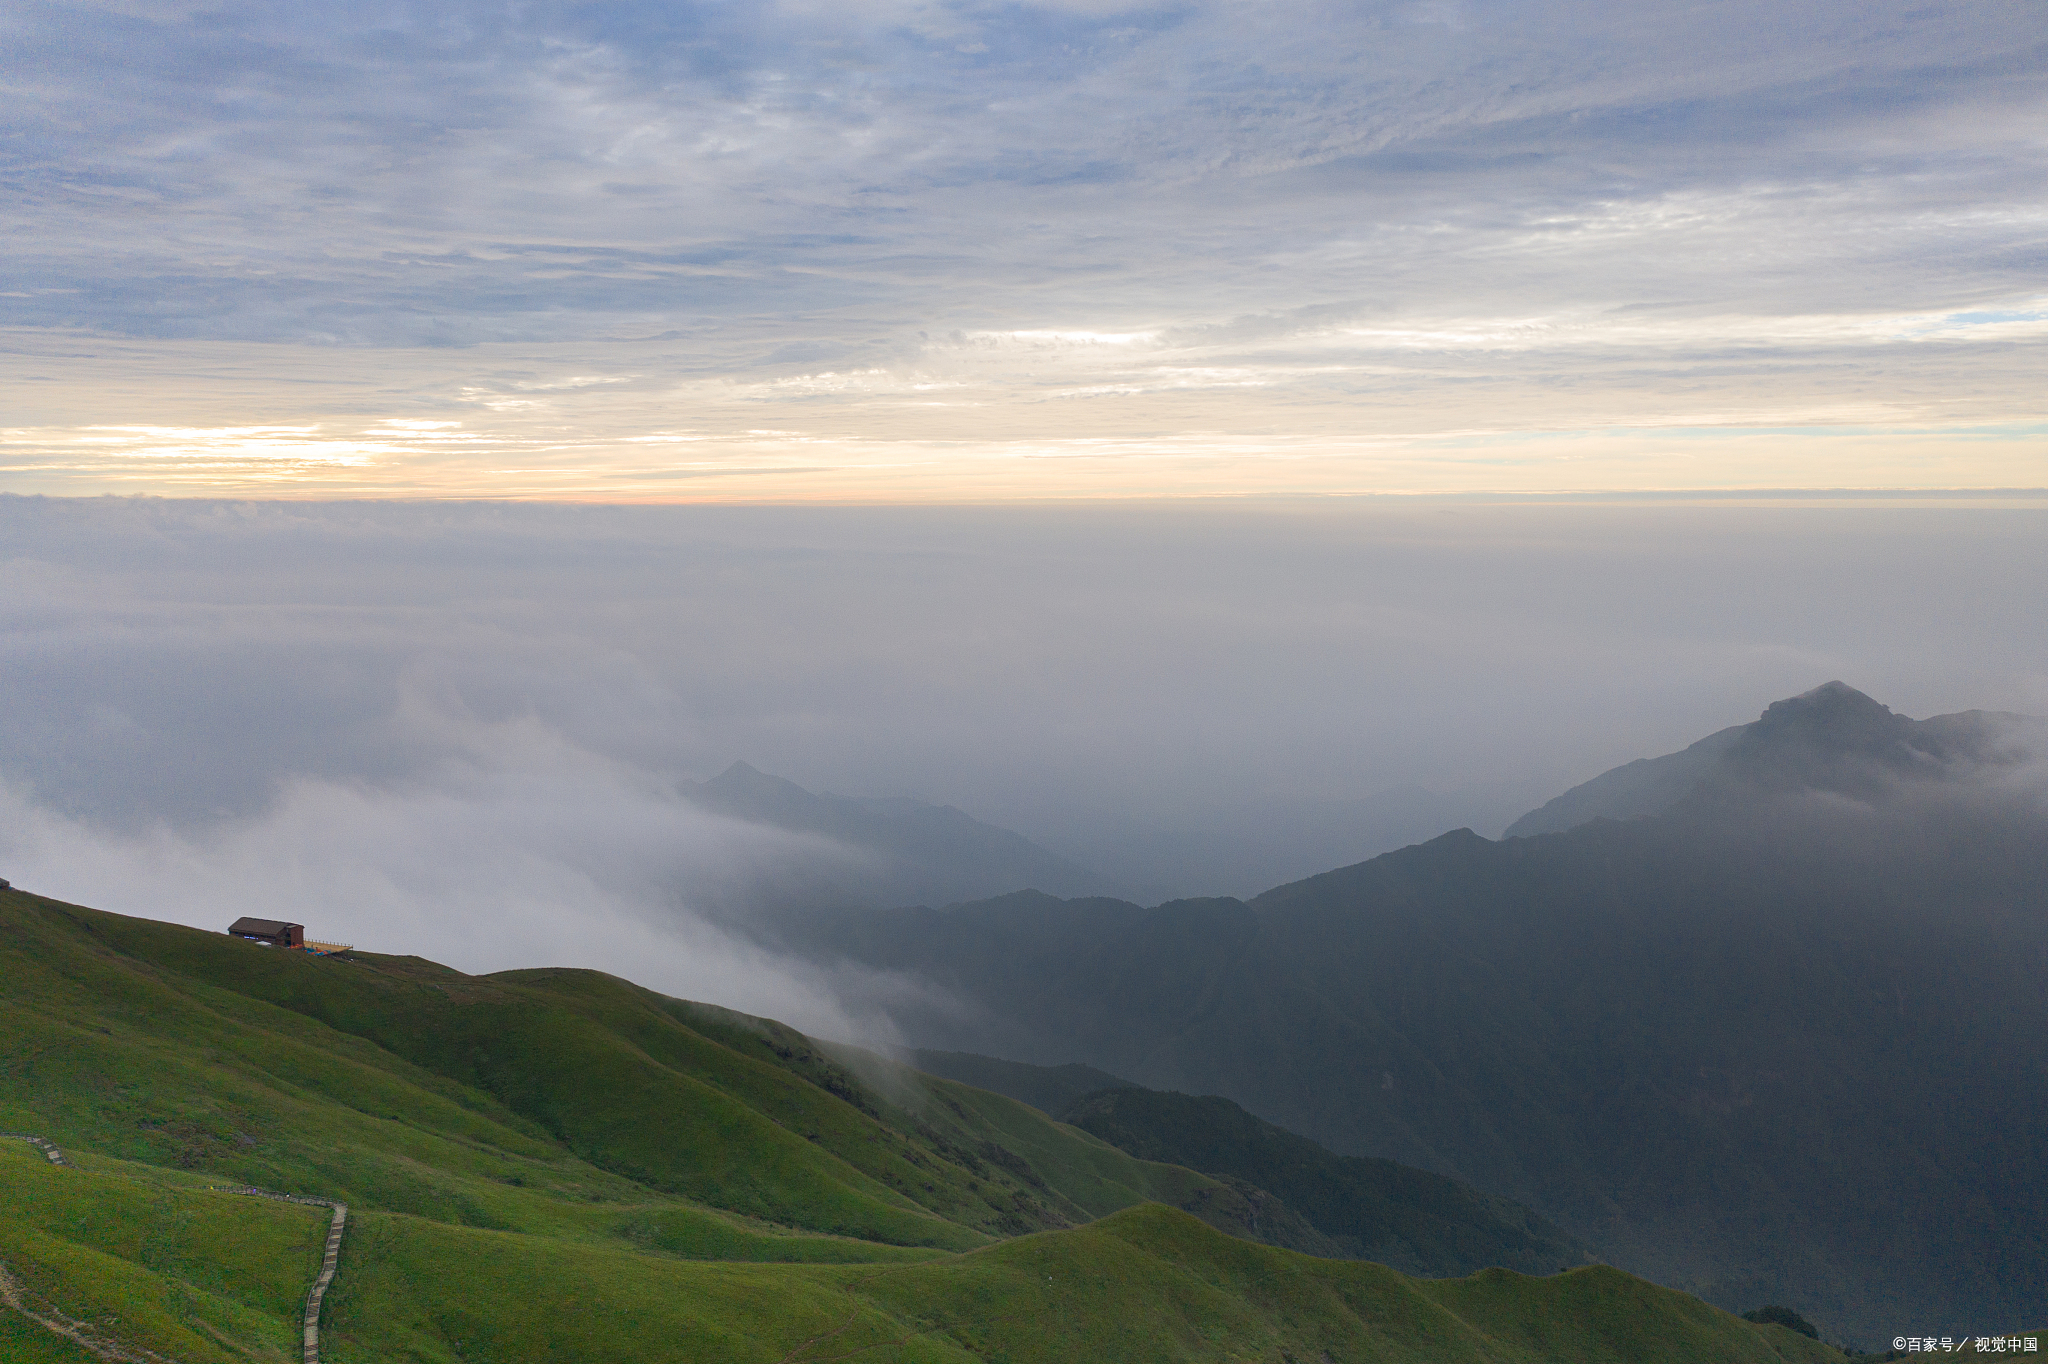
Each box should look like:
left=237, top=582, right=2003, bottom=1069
left=0, top=884, right=1304, bottom=1256
left=0, top=886, right=1840, bottom=1362
left=1060, top=1087, right=1589, bottom=1279
left=905, top=1050, right=1588, bottom=1280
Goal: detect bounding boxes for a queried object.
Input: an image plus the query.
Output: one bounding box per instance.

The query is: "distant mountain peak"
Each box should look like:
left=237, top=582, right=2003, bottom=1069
left=707, top=759, right=790, bottom=791
left=680, top=762, right=1117, bottom=907
left=1722, top=682, right=1956, bottom=797
left=1507, top=684, right=2041, bottom=838
left=1748, top=681, right=1907, bottom=748
left=1772, top=679, right=1889, bottom=716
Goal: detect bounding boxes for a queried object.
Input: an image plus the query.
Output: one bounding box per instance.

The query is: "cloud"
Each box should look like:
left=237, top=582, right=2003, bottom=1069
left=0, top=700, right=952, bottom=1044
left=4, top=492, right=2047, bottom=851
left=4, top=0, right=2041, bottom=361
left=4, top=0, right=2044, bottom=492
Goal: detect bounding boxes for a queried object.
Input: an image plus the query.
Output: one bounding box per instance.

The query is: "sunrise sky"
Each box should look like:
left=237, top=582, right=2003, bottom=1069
left=4, top=0, right=2044, bottom=498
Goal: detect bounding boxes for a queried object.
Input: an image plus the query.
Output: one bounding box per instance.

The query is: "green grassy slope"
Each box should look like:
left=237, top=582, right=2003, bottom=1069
left=1062, top=1086, right=1589, bottom=1277
left=0, top=911, right=959, bottom=1259
left=0, top=1318, right=104, bottom=1364
left=845, top=1206, right=1842, bottom=1364
left=0, top=888, right=1846, bottom=1362
left=910, top=1048, right=1136, bottom=1116
left=2, top=891, right=1158, bottom=1246
left=2, top=1143, right=1841, bottom=1364
left=0, top=1138, right=317, bottom=1362
left=1, top=887, right=1340, bottom=1258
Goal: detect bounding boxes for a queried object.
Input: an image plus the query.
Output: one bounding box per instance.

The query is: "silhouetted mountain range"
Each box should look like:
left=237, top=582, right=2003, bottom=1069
left=1502, top=723, right=1748, bottom=837
left=759, top=685, right=2048, bottom=1345
left=910, top=1048, right=1137, bottom=1119
left=1060, top=1086, right=1589, bottom=1280
left=1029, top=786, right=1520, bottom=903
left=680, top=761, right=1117, bottom=908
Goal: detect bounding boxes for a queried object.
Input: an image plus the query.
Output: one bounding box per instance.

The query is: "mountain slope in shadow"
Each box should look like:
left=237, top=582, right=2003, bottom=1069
left=909, top=1049, right=1588, bottom=1279
left=760, top=685, right=2048, bottom=1345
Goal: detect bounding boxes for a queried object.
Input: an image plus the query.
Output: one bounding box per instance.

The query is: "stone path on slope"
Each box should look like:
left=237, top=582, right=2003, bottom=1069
left=216, top=1187, right=348, bottom=1364
left=1, top=1132, right=71, bottom=1167
left=3, top=1135, right=347, bottom=1364
left=0, top=1261, right=176, bottom=1364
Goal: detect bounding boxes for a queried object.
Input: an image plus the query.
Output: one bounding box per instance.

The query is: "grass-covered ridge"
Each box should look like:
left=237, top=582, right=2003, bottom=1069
left=1060, top=1085, right=1590, bottom=1277
left=1, top=887, right=1842, bottom=1361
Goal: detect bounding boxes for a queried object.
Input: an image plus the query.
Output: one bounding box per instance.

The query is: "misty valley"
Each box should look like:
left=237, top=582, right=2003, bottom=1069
left=3, top=678, right=2043, bottom=1361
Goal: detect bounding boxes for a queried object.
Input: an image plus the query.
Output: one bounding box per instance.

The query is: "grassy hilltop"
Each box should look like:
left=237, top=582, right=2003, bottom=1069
left=0, top=886, right=1841, bottom=1362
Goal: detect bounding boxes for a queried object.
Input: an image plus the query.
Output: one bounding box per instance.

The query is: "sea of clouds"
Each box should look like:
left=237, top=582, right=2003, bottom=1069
left=4, top=495, right=2047, bottom=1037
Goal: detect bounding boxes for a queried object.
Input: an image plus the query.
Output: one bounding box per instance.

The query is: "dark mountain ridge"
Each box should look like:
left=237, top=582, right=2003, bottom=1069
left=679, top=760, right=1117, bottom=908
left=1060, top=1086, right=1588, bottom=1280
left=909, top=1048, right=1137, bottom=1118
left=906, top=1049, right=1590, bottom=1279
left=761, top=685, right=2048, bottom=1345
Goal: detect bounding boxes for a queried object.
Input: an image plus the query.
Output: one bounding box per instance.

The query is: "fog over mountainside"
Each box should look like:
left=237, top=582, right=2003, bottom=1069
left=759, top=685, right=2048, bottom=1344
left=1038, top=785, right=1518, bottom=905
left=1503, top=726, right=1749, bottom=837
left=674, top=762, right=1500, bottom=909
left=1508, top=682, right=2042, bottom=836
left=679, top=760, right=1121, bottom=909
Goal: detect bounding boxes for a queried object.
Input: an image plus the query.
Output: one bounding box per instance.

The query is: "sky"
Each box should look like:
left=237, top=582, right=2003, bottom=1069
left=4, top=0, right=2045, bottom=496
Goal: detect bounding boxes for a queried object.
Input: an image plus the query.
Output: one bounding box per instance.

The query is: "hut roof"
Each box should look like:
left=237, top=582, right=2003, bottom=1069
left=229, top=917, right=303, bottom=938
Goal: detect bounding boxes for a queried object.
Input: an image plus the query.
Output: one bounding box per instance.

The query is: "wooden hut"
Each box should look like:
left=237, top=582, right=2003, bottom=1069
left=227, top=917, right=304, bottom=948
